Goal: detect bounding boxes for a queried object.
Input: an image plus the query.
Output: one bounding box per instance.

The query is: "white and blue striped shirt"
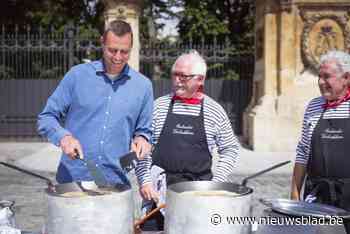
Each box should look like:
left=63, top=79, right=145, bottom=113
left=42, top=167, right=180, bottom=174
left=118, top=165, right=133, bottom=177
left=296, top=97, right=350, bottom=165
left=136, top=94, right=240, bottom=185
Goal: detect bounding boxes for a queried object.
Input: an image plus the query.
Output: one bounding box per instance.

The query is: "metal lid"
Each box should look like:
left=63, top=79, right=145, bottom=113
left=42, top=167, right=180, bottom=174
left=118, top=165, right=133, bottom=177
left=0, top=200, right=14, bottom=209
left=260, top=198, right=350, bottom=218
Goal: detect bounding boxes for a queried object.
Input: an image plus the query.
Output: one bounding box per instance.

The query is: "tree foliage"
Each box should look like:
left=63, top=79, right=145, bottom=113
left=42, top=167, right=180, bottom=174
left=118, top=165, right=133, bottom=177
left=1, top=0, right=255, bottom=50
left=177, top=0, right=255, bottom=53
left=1, top=0, right=104, bottom=36
left=1, top=0, right=181, bottom=40
left=140, top=0, right=182, bottom=41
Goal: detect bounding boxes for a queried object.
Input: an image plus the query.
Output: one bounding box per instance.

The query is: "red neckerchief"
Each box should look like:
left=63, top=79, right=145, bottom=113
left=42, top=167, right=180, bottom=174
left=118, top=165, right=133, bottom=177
left=172, top=95, right=202, bottom=104
left=172, top=86, right=204, bottom=105
left=323, top=88, right=350, bottom=109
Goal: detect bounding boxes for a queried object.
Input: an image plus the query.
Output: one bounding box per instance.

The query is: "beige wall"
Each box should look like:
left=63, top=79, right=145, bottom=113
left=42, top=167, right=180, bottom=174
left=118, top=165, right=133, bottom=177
left=244, top=0, right=350, bottom=151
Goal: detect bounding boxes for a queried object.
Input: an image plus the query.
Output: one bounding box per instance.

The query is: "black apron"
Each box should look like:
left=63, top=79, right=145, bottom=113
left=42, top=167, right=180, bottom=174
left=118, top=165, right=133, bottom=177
left=141, top=99, right=213, bottom=231
left=152, top=99, right=213, bottom=184
left=305, top=109, right=350, bottom=233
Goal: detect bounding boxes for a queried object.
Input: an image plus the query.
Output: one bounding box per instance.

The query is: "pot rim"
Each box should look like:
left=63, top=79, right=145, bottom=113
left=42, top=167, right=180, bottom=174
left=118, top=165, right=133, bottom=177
left=167, top=181, right=254, bottom=197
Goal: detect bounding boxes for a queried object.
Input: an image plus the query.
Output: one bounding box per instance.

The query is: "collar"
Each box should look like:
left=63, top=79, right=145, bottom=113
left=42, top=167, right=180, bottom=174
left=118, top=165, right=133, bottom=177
left=92, top=59, right=130, bottom=80
left=323, top=88, right=350, bottom=109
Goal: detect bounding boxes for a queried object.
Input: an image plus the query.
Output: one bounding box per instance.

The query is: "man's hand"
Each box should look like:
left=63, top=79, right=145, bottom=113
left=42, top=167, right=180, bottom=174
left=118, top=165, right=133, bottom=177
left=140, top=183, right=159, bottom=202
left=131, top=136, right=151, bottom=160
left=60, top=135, right=83, bottom=159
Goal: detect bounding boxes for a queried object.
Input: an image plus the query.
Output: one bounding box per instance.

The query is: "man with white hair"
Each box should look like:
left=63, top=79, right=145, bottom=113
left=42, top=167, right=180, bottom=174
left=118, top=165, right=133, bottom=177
left=135, top=50, right=239, bottom=231
left=291, top=50, right=350, bottom=232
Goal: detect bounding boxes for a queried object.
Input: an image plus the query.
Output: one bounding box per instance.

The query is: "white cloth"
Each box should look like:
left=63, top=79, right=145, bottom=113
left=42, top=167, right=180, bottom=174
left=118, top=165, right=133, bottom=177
left=0, top=207, right=19, bottom=234
left=0, top=208, right=15, bottom=228
left=141, top=165, right=167, bottom=216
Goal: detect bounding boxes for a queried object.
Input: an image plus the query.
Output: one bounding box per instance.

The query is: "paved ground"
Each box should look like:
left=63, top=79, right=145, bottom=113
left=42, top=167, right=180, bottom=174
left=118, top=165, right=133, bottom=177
left=0, top=142, right=294, bottom=232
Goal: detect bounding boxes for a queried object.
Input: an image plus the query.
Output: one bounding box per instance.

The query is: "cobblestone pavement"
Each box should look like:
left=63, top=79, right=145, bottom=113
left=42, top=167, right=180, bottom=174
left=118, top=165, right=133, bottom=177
left=0, top=166, right=291, bottom=232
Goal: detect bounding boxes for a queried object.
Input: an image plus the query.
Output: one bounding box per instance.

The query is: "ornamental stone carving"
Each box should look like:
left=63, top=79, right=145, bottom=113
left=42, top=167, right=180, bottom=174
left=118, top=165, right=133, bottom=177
left=115, top=5, right=128, bottom=20
left=301, top=8, right=350, bottom=72
left=280, top=0, right=293, bottom=12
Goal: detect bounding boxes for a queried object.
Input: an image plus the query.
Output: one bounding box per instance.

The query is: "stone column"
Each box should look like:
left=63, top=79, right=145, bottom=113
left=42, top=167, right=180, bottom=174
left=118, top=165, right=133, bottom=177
left=244, top=0, right=350, bottom=151
left=102, top=0, right=141, bottom=71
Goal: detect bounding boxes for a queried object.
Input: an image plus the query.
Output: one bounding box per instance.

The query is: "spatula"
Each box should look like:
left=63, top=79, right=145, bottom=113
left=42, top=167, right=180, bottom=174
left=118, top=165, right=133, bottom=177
left=119, top=151, right=138, bottom=173
left=75, top=150, right=109, bottom=187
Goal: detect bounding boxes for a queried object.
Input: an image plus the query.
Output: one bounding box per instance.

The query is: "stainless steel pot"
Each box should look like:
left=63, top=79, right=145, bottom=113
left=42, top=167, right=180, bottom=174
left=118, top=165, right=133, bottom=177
left=165, top=181, right=252, bottom=234
left=0, top=162, right=134, bottom=234
left=164, top=161, right=291, bottom=234
left=45, top=185, right=133, bottom=234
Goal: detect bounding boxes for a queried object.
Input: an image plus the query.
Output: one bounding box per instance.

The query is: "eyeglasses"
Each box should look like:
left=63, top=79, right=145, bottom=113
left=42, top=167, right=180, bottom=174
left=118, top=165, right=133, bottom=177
left=103, top=46, right=131, bottom=56
left=172, top=72, right=202, bottom=82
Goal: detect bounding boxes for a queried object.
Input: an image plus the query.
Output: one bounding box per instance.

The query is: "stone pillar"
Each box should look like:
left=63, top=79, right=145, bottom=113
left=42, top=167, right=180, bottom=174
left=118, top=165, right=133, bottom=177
left=244, top=0, right=350, bottom=151
left=102, top=0, right=141, bottom=71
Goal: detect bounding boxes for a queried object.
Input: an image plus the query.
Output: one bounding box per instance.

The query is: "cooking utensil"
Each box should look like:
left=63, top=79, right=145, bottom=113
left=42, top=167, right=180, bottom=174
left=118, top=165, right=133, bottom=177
left=119, top=151, right=138, bottom=172
left=260, top=198, right=350, bottom=219
left=74, top=150, right=109, bottom=187
left=0, top=161, right=55, bottom=188
left=0, top=161, right=106, bottom=196
left=79, top=158, right=109, bottom=187
left=165, top=160, right=292, bottom=234
left=241, top=160, right=291, bottom=186
left=1, top=162, right=134, bottom=234
left=166, top=160, right=291, bottom=197
left=134, top=203, right=166, bottom=228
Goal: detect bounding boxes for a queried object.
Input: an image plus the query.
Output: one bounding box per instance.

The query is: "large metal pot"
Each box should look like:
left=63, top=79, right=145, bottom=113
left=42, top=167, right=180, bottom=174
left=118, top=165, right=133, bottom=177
left=45, top=184, right=133, bottom=234
left=164, top=161, right=291, bottom=234
left=165, top=181, right=252, bottom=234
left=0, top=162, right=134, bottom=234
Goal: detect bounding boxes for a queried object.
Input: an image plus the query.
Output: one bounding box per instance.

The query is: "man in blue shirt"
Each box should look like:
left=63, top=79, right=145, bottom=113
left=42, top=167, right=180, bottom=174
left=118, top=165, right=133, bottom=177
left=38, top=20, right=153, bottom=186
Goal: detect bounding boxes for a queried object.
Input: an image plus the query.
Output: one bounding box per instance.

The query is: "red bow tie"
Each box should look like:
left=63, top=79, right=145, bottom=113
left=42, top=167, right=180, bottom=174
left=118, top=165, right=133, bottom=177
left=323, top=88, right=350, bottom=109
left=172, top=95, right=202, bottom=104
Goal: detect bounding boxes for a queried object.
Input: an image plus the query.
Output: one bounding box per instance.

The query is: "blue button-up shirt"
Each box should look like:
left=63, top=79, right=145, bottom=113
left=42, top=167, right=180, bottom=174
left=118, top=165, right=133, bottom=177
left=38, top=60, right=153, bottom=185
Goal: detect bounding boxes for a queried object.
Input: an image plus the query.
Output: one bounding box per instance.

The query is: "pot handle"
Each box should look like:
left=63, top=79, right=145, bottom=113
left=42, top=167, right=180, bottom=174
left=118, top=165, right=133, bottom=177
left=0, top=161, right=54, bottom=187
left=259, top=198, right=273, bottom=208
left=241, top=160, right=291, bottom=186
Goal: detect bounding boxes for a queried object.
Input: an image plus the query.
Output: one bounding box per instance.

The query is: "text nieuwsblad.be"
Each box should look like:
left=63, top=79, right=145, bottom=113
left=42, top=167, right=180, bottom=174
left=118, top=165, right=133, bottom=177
left=210, top=213, right=343, bottom=226
left=225, top=216, right=343, bottom=226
